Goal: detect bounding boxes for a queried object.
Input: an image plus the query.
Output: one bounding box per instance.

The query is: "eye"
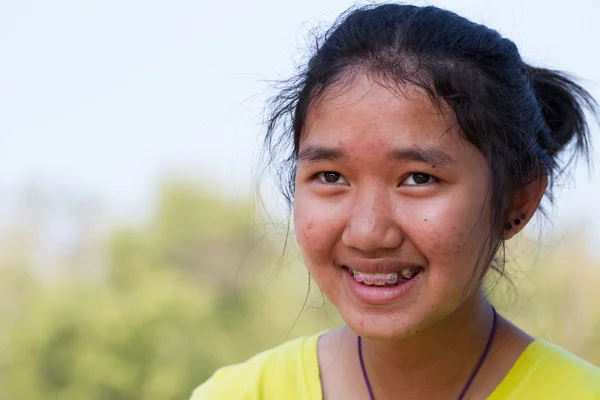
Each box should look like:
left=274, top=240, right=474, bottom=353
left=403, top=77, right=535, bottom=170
left=404, top=172, right=435, bottom=186
left=316, top=171, right=348, bottom=185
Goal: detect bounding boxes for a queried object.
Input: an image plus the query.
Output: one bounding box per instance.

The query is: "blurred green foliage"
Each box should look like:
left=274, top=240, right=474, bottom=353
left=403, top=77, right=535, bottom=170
left=0, top=180, right=598, bottom=399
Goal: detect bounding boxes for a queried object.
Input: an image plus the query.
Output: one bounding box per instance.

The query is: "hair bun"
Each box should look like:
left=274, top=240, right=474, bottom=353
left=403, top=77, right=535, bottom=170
left=527, top=65, right=596, bottom=160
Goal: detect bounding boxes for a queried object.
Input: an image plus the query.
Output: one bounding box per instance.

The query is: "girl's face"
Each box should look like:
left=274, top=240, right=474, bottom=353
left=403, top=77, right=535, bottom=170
left=293, top=73, right=493, bottom=339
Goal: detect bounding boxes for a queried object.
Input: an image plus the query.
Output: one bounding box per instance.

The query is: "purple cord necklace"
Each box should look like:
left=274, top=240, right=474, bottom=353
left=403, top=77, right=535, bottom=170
left=357, top=307, right=497, bottom=400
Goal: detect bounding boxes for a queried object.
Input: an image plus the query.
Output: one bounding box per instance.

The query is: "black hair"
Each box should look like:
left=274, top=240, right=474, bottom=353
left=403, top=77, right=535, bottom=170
left=263, top=3, right=597, bottom=276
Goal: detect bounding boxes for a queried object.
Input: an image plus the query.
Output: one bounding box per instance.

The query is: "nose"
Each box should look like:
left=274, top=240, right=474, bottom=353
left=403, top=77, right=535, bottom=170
left=341, top=186, right=403, bottom=252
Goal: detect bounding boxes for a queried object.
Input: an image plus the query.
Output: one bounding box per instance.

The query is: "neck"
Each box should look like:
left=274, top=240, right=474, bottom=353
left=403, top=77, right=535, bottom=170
left=359, top=290, right=494, bottom=399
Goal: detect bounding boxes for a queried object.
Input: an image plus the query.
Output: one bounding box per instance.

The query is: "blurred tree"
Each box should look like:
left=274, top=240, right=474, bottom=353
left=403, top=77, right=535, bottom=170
left=489, top=236, right=600, bottom=365
left=0, top=180, right=321, bottom=399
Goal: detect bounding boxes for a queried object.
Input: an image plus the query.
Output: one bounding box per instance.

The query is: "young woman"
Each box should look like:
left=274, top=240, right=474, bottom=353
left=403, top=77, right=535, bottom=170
left=193, top=4, right=599, bottom=399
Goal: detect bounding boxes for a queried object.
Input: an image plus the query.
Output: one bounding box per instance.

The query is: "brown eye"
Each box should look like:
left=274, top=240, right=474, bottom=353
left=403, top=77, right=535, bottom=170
left=324, top=172, right=339, bottom=182
left=405, top=173, right=434, bottom=186
left=317, top=171, right=348, bottom=185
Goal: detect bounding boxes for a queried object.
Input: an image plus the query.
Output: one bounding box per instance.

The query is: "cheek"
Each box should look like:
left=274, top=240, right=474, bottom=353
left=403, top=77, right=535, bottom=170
left=404, top=194, right=489, bottom=265
left=293, top=194, right=344, bottom=264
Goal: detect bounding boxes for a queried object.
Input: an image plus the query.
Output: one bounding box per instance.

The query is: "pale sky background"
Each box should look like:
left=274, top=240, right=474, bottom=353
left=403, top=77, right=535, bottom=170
left=1, top=0, right=599, bottom=255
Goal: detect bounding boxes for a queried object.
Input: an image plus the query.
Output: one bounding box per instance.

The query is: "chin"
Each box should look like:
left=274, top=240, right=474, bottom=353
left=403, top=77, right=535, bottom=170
left=336, top=303, right=433, bottom=341
left=335, top=294, right=466, bottom=341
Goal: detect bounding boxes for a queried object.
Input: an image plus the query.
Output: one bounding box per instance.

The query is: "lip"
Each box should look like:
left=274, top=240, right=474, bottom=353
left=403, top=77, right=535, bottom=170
left=343, top=266, right=423, bottom=305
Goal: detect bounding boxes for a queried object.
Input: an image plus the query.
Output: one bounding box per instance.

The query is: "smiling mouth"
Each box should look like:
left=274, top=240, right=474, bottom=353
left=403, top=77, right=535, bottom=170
left=346, top=266, right=424, bottom=287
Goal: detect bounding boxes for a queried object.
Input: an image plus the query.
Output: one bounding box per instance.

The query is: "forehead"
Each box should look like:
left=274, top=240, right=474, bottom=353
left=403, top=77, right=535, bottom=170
left=301, top=74, right=459, bottom=150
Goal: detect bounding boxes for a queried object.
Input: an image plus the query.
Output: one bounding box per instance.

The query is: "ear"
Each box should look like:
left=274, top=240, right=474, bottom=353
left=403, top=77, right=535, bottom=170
left=504, top=174, right=548, bottom=240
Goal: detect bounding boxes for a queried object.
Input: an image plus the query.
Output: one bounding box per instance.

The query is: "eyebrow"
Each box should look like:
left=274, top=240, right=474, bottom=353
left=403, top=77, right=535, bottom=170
left=297, top=145, right=345, bottom=163
left=389, top=148, right=457, bottom=166
left=297, top=144, right=457, bottom=166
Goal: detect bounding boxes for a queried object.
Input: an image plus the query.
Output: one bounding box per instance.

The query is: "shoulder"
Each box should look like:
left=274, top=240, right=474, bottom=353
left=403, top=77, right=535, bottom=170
left=530, top=340, right=600, bottom=382
left=190, top=333, right=323, bottom=400
left=495, top=339, right=600, bottom=399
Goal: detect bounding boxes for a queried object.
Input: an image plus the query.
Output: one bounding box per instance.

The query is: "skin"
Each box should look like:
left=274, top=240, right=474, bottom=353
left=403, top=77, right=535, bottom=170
left=293, top=72, right=546, bottom=399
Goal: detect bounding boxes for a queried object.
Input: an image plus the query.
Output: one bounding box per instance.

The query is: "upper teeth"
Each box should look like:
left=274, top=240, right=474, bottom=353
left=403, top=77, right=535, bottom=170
left=350, top=267, right=418, bottom=284
left=401, top=268, right=415, bottom=279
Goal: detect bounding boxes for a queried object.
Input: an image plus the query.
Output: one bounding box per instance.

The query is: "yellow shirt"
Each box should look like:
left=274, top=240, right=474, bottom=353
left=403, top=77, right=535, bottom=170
left=192, top=334, right=600, bottom=399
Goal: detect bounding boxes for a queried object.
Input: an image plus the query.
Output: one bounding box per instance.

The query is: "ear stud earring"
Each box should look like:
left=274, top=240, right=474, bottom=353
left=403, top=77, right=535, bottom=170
left=505, top=213, right=526, bottom=231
